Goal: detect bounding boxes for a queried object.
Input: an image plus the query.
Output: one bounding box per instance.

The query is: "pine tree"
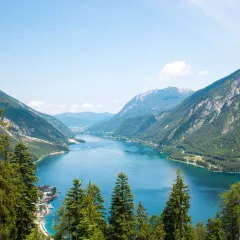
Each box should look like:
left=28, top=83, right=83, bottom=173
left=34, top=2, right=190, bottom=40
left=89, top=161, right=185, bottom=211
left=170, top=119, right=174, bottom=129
left=54, top=204, right=70, bottom=239
left=136, top=201, right=149, bottom=240
left=12, top=143, right=38, bottom=240
left=205, top=214, right=224, bottom=240
left=76, top=182, right=106, bottom=240
left=221, top=182, right=240, bottom=240
left=0, top=135, right=10, bottom=161
left=161, top=169, right=192, bottom=240
left=196, top=222, right=206, bottom=240
left=65, top=178, right=85, bottom=239
left=109, top=172, right=135, bottom=240
left=86, top=182, right=107, bottom=233
left=0, top=161, right=23, bottom=240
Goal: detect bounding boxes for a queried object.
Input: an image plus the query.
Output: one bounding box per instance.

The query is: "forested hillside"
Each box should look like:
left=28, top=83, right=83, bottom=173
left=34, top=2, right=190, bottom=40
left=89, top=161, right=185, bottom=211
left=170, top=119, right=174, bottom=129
left=113, top=70, right=240, bottom=172
left=0, top=90, right=75, bottom=160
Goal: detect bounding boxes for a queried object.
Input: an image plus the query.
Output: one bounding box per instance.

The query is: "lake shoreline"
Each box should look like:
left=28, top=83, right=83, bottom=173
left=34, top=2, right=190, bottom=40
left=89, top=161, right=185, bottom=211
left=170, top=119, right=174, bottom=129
left=93, top=133, right=240, bottom=174
left=35, top=151, right=67, bottom=164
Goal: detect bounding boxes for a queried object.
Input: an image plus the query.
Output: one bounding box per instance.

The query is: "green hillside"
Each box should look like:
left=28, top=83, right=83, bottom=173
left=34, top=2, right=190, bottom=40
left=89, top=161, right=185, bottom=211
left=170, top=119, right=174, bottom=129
left=120, top=70, right=240, bottom=172
left=0, top=90, right=75, bottom=160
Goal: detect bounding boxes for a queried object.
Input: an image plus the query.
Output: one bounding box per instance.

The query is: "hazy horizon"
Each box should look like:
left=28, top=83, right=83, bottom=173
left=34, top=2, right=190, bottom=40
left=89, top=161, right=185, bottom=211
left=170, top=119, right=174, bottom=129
left=1, top=1, right=240, bottom=114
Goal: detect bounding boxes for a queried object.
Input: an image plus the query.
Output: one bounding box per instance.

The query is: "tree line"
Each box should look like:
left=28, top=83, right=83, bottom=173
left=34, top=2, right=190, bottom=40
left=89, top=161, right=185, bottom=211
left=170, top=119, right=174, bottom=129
left=54, top=170, right=240, bottom=240
left=0, top=110, right=49, bottom=240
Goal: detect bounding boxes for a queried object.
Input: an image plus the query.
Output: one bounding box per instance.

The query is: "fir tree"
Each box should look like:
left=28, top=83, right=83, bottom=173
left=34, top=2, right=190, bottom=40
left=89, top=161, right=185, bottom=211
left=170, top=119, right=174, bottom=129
left=205, top=214, right=224, bottom=240
left=65, top=178, right=85, bottom=239
left=196, top=222, right=206, bottom=240
left=76, top=182, right=106, bottom=240
left=161, top=169, right=192, bottom=240
left=54, top=204, right=70, bottom=239
left=86, top=182, right=107, bottom=233
left=136, top=201, right=149, bottom=240
left=0, top=161, right=22, bottom=240
left=0, top=135, right=10, bottom=161
left=221, top=182, right=240, bottom=240
left=12, top=143, right=38, bottom=240
left=109, top=172, right=135, bottom=240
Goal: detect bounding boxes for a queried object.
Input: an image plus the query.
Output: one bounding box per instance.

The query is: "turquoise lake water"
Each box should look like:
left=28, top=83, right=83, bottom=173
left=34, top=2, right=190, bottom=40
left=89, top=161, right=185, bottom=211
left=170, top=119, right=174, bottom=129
left=36, top=134, right=240, bottom=236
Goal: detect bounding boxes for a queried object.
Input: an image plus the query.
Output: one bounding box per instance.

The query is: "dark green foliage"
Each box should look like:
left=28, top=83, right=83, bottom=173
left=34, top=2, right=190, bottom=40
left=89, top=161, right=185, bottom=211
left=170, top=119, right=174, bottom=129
left=76, top=182, right=106, bottom=240
left=54, top=179, right=107, bottom=240
left=205, top=215, right=224, bottom=240
left=12, top=143, right=38, bottom=240
left=136, top=201, right=149, bottom=240
left=54, top=179, right=84, bottom=239
left=109, top=172, right=135, bottom=240
left=86, top=182, right=107, bottom=234
left=115, top=114, right=157, bottom=138
left=0, top=134, right=10, bottom=160
left=148, top=215, right=165, bottom=240
left=221, top=182, right=240, bottom=240
left=196, top=222, right=206, bottom=240
left=0, top=161, right=22, bottom=240
left=51, top=186, right=57, bottom=195
left=66, top=179, right=85, bottom=239
left=162, top=169, right=192, bottom=240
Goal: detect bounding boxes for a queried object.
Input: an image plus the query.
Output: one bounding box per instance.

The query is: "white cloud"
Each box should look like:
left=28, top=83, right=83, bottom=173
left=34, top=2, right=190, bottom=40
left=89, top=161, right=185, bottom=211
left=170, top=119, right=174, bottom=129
left=29, top=101, right=46, bottom=107
left=159, top=61, right=191, bottom=77
left=199, top=70, right=209, bottom=75
left=69, top=103, right=103, bottom=113
left=29, top=101, right=103, bottom=114
left=81, top=103, right=94, bottom=109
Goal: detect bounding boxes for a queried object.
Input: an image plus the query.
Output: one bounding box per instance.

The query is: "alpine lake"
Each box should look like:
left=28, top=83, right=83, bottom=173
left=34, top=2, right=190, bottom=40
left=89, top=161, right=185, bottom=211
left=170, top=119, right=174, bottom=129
left=36, top=134, right=240, bottom=236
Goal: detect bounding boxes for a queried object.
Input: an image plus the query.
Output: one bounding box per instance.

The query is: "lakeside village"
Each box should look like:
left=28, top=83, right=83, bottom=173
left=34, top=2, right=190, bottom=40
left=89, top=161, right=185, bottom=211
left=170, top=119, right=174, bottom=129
left=35, top=185, right=58, bottom=225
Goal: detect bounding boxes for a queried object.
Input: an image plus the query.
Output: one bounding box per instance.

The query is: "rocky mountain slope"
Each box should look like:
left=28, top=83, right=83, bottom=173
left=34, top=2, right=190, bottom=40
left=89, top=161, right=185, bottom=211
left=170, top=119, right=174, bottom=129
left=118, top=70, right=240, bottom=172
left=89, top=87, right=193, bottom=133
left=0, top=90, right=75, bottom=160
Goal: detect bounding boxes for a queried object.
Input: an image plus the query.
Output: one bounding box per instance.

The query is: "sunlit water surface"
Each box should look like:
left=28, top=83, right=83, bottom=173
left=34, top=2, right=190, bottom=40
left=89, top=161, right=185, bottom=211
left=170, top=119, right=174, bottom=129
left=36, top=134, right=240, bottom=235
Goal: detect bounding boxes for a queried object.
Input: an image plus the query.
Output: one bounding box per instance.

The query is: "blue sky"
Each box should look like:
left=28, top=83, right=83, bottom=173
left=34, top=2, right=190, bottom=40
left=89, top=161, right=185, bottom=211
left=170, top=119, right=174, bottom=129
left=1, top=0, right=240, bottom=114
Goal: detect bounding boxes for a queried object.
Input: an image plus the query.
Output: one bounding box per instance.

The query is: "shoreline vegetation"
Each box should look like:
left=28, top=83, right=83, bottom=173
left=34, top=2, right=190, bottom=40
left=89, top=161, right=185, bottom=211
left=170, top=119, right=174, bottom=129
left=92, top=133, right=240, bottom=174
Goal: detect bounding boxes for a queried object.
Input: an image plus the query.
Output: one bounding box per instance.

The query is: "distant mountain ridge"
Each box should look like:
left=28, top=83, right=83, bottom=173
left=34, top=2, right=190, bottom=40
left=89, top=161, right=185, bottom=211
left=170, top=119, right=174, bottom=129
left=0, top=90, right=75, bottom=160
left=55, top=112, right=114, bottom=130
left=115, top=70, right=240, bottom=172
left=88, top=87, right=193, bottom=132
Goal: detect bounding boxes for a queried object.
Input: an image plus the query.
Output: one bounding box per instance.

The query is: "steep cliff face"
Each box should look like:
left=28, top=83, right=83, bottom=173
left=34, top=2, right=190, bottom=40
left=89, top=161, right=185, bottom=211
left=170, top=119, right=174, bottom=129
left=141, top=70, right=240, bottom=171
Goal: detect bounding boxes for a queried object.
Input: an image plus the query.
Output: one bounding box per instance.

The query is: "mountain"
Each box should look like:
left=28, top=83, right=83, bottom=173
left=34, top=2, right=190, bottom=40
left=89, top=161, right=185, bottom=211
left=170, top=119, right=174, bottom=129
left=118, top=70, right=240, bottom=172
left=89, top=87, right=193, bottom=132
left=115, top=114, right=157, bottom=138
left=55, top=112, right=114, bottom=131
left=0, top=90, right=75, bottom=160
